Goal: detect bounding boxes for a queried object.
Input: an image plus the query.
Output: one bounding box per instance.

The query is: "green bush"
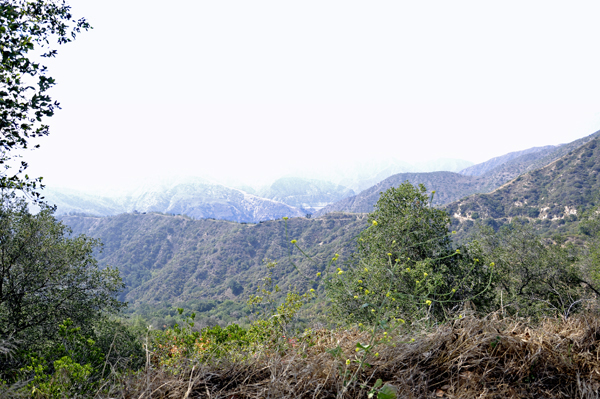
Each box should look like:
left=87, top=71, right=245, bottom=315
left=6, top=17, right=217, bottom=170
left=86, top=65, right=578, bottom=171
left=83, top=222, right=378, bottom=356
left=14, top=316, right=145, bottom=397
left=325, top=182, right=495, bottom=325
left=475, top=221, right=584, bottom=318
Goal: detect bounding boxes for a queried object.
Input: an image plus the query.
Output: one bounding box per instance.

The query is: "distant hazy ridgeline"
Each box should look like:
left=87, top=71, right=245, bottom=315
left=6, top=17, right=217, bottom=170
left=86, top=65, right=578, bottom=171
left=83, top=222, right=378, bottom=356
left=44, top=158, right=475, bottom=223
left=316, top=130, right=600, bottom=216
left=447, top=134, right=600, bottom=240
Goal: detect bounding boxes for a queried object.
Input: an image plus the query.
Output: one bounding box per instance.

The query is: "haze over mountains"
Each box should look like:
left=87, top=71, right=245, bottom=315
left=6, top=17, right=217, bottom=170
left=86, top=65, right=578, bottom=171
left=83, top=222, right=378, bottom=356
left=278, top=157, right=474, bottom=193
left=46, top=177, right=305, bottom=223
left=316, top=131, right=600, bottom=216
left=44, top=158, right=473, bottom=221
left=47, top=132, right=599, bottom=226
left=458, top=146, right=557, bottom=176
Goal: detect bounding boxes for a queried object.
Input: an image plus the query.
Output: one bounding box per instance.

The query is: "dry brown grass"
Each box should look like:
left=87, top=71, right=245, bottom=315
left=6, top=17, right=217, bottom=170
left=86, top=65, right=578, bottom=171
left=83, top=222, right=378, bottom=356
left=110, top=313, right=600, bottom=399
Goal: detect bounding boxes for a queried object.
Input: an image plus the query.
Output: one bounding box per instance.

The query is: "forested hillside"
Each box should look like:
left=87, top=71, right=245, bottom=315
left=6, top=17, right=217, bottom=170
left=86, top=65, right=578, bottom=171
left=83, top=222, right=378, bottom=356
left=62, top=212, right=367, bottom=326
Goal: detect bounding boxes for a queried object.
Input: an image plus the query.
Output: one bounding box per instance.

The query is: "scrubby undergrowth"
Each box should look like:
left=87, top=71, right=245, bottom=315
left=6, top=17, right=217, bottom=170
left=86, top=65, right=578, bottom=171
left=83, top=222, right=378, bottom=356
left=103, top=313, right=600, bottom=399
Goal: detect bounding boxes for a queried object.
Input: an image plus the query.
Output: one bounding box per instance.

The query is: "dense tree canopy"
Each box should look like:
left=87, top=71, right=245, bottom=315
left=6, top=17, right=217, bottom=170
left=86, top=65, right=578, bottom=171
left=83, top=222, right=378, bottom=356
left=0, top=0, right=89, bottom=192
left=0, top=195, right=124, bottom=355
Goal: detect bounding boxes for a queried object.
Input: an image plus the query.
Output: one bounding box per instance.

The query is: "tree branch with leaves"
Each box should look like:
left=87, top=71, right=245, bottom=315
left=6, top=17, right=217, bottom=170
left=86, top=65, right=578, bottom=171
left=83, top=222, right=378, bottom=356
left=0, top=0, right=90, bottom=195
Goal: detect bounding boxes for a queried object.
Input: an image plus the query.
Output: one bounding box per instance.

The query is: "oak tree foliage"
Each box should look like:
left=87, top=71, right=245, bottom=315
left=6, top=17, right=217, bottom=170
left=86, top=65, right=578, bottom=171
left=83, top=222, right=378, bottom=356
left=0, top=0, right=90, bottom=193
left=0, top=194, right=124, bottom=357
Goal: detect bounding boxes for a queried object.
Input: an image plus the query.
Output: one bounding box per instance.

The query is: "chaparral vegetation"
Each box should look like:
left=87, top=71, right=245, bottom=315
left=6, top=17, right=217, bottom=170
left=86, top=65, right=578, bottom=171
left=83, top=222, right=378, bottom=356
left=2, top=179, right=600, bottom=399
left=3, top=2, right=600, bottom=398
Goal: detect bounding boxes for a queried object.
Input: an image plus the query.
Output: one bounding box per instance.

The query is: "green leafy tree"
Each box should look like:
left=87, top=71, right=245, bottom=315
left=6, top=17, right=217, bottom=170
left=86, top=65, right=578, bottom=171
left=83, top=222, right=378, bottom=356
left=356, top=183, right=452, bottom=264
left=326, top=182, right=494, bottom=325
left=0, top=0, right=90, bottom=193
left=0, top=194, right=124, bottom=373
left=476, top=221, right=584, bottom=319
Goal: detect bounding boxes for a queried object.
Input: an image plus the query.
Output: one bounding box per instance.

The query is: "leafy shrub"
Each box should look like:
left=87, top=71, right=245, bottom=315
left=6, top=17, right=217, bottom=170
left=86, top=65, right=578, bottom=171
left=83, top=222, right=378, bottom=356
left=151, top=309, right=203, bottom=368
left=526, top=207, right=540, bottom=218
left=23, top=355, right=94, bottom=399
left=579, top=205, right=600, bottom=288
left=326, top=183, right=495, bottom=325
left=475, top=221, right=584, bottom=319
left=248, top=259, right=316, bottom=338
left=19, top=319, right=103, bottom=398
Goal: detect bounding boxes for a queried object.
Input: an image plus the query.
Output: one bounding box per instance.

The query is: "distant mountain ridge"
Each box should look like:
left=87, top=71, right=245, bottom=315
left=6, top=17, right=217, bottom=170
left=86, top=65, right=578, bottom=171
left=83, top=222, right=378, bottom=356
left=285, top=158, right=473, bottom=193
left=446, top=134, right=600, bottom=240
left=44, top=158, right=474, bottom=222
left=258, top=177, right=355, bottom=213
left=45, top=178, right=305, bottom=223
left=42, top=133, right=600, bottom=224
left=315, top=172, right=483, bottom=215
left=459, top=146, right=557, bottom=176
left=316, top=131, right=600, bottom=216
left=45, top=176, right=355, bottom=223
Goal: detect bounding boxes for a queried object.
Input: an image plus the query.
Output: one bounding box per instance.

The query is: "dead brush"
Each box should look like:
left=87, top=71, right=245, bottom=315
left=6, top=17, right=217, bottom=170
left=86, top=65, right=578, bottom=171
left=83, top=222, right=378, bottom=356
left=107, top=312, right=600, bottom=399
left=363, top=312, right=600, bottom=398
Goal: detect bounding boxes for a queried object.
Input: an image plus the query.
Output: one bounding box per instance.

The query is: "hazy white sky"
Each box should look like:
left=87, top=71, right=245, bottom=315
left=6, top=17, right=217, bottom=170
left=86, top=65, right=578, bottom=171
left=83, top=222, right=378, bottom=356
left=25, top=0, right=600, bottom=191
